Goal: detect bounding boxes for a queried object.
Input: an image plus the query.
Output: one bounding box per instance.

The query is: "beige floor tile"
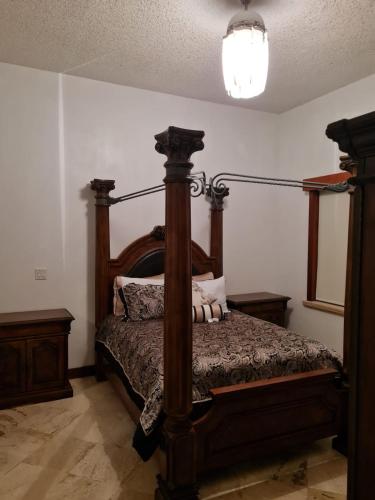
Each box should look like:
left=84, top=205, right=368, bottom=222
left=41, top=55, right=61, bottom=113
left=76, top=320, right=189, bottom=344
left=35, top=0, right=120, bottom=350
left=0, top=461, right=51, bottom=499
left=0, top=411, right=19, bottom=434
left=44, top=378, right=124, bottom=415
left=308, top=458, right=347, bottom=495
left=0, top=427, right=50, bottom=477
left=200, top=452, right=292, bottom=498
left=307, top=488, right=346, bottom=499
left=205, top=476, right=309, bottom=499
left=0, top=378, right=348, bottom=499
left=0, top=404, right=81, bottom=436
left=112, top=458, right=159, bottom=499
left=305, top=439, right=343, bottom=468
left=0, top=426, right=49, bottom=455
left=0, top=461, right=117, bottom=500
left=0, top=448, right=26, bottom=477
left=69, top=440, right=140, bottom=484
left=55, top=406, right=135, bottom=446
left=25, top=431, right=139, bottom=485
left=25, top=434, right=96, bottom=471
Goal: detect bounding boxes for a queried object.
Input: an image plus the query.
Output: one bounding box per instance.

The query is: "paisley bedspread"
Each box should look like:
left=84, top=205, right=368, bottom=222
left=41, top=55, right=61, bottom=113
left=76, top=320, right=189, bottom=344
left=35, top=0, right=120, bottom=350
left=96, top=311, right=342, bottom=436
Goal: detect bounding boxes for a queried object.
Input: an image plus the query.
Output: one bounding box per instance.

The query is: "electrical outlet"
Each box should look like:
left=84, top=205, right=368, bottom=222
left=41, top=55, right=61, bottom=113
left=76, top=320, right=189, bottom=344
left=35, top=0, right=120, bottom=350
left=35, top=268, right=47, bottom=280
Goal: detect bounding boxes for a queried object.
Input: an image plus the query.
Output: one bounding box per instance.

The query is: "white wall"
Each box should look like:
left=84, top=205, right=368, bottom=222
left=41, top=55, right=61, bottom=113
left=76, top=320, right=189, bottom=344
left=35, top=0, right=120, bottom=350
left=275, top=74, right=375, bottom=354
left=2, top=59, right=374, bottom=366
left=0, top=62, right=278, bottom=368
left=62, top=75, right=278, bottom=367
left=0, top=63, right=65, bottom=312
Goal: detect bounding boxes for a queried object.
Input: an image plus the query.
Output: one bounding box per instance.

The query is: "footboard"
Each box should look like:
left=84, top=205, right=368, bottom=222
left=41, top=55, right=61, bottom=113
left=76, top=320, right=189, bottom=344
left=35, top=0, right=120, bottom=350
left=193, top=368, right=346, bottom=475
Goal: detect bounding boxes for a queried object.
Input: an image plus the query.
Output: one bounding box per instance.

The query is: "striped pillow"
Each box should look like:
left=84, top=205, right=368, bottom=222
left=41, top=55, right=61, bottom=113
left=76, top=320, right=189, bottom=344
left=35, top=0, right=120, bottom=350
left=192, top=304, right=225, bottom=323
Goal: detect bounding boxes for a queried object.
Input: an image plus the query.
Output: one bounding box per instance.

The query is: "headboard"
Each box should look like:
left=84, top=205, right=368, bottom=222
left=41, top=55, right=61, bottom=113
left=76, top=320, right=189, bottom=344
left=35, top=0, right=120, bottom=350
left=90, top=176, right=221, bottom=326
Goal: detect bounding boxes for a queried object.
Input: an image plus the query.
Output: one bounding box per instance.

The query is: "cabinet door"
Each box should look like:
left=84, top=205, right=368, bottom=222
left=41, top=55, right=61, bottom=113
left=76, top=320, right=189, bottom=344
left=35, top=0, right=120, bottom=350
left=253, top=310, right=284, bottom=327
left=27, top=336, right=65, bottom=391
left=0, top=341, right=26, bottom=395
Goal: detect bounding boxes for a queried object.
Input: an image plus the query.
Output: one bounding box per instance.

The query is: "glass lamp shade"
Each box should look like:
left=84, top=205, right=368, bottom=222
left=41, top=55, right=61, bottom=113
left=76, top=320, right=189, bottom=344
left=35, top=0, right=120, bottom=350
left=222, top=15, right=269, bottom=99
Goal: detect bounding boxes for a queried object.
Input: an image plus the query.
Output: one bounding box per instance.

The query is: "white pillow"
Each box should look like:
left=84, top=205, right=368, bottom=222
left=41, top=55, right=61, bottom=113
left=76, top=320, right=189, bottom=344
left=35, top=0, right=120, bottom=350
left=113, top=274, right=226, bottom=317
left=192, top=276, right=229, bottom=313
left=113, top=276, right=164, bottom=316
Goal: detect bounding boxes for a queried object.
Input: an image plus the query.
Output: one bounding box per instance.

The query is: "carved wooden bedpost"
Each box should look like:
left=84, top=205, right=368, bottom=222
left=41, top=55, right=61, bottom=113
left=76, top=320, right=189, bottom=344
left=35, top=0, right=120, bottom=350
left=326, top=111, right=375, bottom=500
left=154, top=126, right=204, bottom=500
left=90, top=178, right=115, bottom=380
left=339, top=155, right=359, bottom=379
left=207, top=186, right=229, bottom=278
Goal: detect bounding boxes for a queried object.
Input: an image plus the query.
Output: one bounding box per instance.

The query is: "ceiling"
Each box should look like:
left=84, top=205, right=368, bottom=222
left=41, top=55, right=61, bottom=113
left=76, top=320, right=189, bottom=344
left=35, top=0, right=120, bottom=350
left=1, top=0, right=375, bottom=113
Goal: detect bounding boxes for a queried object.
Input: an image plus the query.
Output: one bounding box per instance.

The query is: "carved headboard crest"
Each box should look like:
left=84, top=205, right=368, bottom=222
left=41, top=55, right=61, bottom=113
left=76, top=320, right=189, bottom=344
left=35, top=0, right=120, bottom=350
left=150, top=225, right=166, bottom=241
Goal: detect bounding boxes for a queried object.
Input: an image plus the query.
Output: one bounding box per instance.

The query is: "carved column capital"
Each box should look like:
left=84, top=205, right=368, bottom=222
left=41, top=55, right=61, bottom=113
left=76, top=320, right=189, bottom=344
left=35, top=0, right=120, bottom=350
left=206, top=185, right=230, bottom=210
left=339, top=155, right=360, bottom=173
left=155, top=126, right=205, bottom=181
left=326, top=111, right=375, bottom=160
left=90, top=179, right=115, bottom=205
left=339, top=155, right=359, bottom=194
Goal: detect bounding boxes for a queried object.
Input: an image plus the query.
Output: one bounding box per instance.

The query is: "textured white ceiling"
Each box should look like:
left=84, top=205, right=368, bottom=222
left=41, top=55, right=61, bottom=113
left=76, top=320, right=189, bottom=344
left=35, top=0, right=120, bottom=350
left=1, top=0, right=375, bottom=113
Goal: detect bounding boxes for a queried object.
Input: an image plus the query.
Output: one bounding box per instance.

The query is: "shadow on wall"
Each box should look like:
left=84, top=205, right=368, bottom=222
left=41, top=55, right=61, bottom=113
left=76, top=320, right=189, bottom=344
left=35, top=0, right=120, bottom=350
left=80, top=184, right=96, bottom=365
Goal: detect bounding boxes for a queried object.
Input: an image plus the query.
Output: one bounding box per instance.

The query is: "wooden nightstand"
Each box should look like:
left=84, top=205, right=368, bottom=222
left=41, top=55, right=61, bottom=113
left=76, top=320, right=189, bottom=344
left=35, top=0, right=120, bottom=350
left=0, top=309, right=74, bottom=409
left=227, top=292, right=291, bottom=327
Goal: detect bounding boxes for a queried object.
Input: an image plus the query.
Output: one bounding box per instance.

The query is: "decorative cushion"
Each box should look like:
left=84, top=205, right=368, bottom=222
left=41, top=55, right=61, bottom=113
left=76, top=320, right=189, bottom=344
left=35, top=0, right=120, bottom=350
left=192, top=276, right=229, bottom=313
left=113, top=272, right=214, bottom=316
left=129, top=272, right=214, bottom=281
left=192, top=304, right=225, bottom=323
left=121, top=283, right=164, bottom=321
left=113, top=276, right=164, bottom=316
left=192, top=272, right=214, bottom=281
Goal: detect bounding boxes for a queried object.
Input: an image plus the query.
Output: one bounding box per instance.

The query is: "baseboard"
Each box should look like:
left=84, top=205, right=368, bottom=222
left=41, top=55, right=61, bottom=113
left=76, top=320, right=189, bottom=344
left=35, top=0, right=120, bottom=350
left=68, top=365, right=95, bottom=379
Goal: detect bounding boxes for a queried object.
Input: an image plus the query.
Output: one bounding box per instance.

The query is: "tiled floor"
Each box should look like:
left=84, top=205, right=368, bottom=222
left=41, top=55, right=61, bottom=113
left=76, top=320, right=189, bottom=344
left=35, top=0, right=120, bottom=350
left=0, top=378, right=347, bottom=499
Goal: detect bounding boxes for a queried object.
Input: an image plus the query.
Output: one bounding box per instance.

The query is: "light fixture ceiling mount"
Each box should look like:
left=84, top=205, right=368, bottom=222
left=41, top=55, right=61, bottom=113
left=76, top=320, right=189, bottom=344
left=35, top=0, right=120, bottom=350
left=222, top=0, right=269, bottom=99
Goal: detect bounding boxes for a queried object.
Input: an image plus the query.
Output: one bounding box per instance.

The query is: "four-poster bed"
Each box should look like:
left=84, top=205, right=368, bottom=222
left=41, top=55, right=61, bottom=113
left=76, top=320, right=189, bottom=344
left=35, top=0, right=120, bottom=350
left=90, top=125, right=351, bottom=500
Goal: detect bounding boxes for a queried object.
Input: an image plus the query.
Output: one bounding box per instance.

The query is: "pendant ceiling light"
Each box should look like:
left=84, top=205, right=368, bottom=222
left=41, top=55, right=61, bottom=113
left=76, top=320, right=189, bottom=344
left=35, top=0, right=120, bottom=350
left=222, top=0, right=269, bottom=99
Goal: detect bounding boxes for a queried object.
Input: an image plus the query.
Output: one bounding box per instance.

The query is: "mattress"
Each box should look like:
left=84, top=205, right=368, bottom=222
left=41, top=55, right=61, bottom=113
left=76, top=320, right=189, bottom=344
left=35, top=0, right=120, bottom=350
left=96, top=310, right=342, bottom=438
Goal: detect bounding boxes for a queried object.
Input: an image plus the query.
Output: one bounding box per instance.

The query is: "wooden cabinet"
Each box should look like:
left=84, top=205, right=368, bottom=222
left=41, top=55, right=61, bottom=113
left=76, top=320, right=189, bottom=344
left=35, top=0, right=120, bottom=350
left=0, top=341, right=26, bottom=395
left=0, top=309, right=73, bottom=409
left=226, top=293, right=291, bottom=327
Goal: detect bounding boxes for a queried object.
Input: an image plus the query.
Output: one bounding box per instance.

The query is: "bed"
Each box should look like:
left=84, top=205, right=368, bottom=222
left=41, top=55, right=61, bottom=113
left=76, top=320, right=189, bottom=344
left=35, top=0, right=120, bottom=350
left=96, top=310, right=342, bottom=461
left=90, top=126, right=348, bottom=500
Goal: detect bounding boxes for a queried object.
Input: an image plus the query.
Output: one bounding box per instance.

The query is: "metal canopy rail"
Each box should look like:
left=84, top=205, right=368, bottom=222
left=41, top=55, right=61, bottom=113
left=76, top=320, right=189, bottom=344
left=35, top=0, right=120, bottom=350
left=108, top=171, right=207, bottom=205
left=107, top=170, right=349, bottom=205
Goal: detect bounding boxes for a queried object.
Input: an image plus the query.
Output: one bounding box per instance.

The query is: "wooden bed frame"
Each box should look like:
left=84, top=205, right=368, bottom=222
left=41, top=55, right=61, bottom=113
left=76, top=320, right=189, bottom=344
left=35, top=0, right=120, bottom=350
left=90, top=126, right=348, bottom=500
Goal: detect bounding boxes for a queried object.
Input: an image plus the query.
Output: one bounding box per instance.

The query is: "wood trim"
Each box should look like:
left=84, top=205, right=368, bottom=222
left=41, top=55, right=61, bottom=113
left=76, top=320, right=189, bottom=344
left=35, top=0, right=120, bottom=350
left=154, top=126, right=204, bottom=499
left=303, top=172, right=351, bottom=191
left=305, top=171, right=352, bottom=303
left=343, top=186, right=355, bottom=377
left=326, top=111, right=375, bottom=500
left=208, top=186, right=229, bottom=278
left=194, top=368, right=344, bottom=475
left=307, top=191, right=319, bottom=301
left=68, top=365, right=95, bottom=379
left=90, top=179, right=115, bottom=328
left=303, top=300, right=344, bottom=316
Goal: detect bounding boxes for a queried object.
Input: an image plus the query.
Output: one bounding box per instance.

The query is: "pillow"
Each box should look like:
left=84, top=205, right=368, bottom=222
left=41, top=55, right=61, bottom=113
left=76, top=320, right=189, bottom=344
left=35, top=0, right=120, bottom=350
left=113, top=272, right=214, bottom=316
left=130, top=272, right=214, bottom=281
left=122, top=283, right=164, bottom=321
left=193, top=304, right=225, bottom=323
left=192, top=276, right=229, bottom=313
left=193, top=272, right=214, bottom=282
left=113, top=276, right=164, bottom=316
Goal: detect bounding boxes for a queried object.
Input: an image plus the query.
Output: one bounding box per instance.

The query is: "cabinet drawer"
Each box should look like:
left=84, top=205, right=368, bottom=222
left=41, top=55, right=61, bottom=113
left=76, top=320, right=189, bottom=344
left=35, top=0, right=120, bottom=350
left=27, top=336, right=65, bottom=391
left=250, top=311, right=285, bottom=327
left=238, top=301, right=285, bottom=315
left=0, top=341, right=26, bottom=395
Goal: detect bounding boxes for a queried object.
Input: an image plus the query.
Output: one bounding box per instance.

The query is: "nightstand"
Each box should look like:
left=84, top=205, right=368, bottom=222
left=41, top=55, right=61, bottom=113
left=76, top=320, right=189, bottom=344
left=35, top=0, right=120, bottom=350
left=0, top=309, right=74, bottom=409
left=226, top=292, right=291, bottom=327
